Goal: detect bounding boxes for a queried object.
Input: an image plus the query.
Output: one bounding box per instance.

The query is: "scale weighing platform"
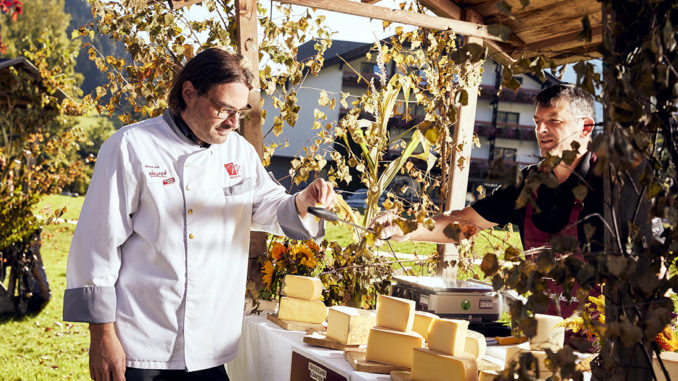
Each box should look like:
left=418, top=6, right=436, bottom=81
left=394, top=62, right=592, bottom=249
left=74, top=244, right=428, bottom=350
left=391, top=275, right=511, bottom=336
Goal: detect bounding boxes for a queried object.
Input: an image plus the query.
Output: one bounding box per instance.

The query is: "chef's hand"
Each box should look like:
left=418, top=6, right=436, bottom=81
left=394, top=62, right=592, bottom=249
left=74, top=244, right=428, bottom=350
left=296, top=178, right=336, bottom=218
left=89, top=323, right=126, bottom=381
left=371, top=211, right=406, bottom=243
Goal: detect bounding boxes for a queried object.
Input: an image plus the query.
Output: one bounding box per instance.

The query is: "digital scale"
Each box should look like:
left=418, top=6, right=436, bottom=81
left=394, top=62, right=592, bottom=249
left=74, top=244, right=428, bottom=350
left=391, top=275, right=511, bottom=336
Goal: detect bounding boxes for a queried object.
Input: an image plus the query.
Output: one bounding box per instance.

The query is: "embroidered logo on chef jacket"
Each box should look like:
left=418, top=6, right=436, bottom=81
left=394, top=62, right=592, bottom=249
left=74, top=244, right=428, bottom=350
left=224, top=162, right=242, bottom=180
left=144, top=164, right=173, bottom=184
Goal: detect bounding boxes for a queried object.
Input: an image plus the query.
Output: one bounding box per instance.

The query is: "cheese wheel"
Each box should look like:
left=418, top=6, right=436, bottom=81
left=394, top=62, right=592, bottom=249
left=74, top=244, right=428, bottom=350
left=282, top=275, right=323, bottom=300
left=365, top=327, right=424, bottom=368
left=326, top=306, right=376, bottom=345
left=375, top=294, right=416, bottom=332
left=412, top=311, right=439, bottom=341
left=427, top=318, right=469, bottom=356
left=277, top=297, right=327, bottom=323
left=464, top=330, right=486, bottom=360
left=529, top=313, right=564, bottom=351
left=410, top=348, right=478, bottom=381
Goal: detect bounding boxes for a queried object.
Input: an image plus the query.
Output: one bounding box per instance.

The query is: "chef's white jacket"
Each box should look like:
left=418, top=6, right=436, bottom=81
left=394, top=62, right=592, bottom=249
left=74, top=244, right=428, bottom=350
left=64, top=110, right=321, bottom=371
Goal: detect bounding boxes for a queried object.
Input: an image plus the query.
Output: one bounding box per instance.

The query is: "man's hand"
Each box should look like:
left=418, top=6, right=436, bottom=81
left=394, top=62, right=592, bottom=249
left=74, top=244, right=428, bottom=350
left=296, top=178, right=336, bottom=218
left=371, top=211, right=406, bottom=242
left=89, top=323, right=126, bottom=381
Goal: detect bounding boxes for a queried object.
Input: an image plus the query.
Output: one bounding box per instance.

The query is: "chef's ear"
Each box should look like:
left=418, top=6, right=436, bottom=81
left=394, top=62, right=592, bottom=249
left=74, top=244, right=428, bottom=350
left=182, top=81, right=197, bottom=107
left=581, top=117, right=595, bottom=137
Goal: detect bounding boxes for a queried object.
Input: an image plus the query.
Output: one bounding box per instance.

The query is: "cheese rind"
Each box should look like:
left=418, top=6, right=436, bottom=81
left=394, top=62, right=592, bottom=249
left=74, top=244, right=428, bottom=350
left=326, top=306, right=376, bottom=345
left=427, top=318, right=469, bottom=356
left=277, top=297, right=327, bottom=323
left=412, top=311, right=439, bottom=341
left=464, top=330, right=486, bottom=360
left=375, top=294, right=416, bottom=332
left=282, top=275, right=323, bottom=300
left=410, top=348, right=478, bottom=381
left=530, top=313, right=564, bottom=351
left=365, top=327, right=424, bottom=368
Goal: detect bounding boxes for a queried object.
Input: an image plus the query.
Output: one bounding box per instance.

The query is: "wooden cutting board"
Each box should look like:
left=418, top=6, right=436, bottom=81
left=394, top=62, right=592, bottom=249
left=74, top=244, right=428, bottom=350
left=266, top=313, right=325, bottom=332
left=303, top=331, right=362, bottom=350
left=344, top=349, right=410, bottom=374
left=389, top=370, right=411, bottom=381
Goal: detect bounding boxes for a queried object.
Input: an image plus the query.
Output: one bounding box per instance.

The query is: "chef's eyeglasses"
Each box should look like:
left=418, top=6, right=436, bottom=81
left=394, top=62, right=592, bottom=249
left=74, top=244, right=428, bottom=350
left=205, top=96, right=252, bottom=121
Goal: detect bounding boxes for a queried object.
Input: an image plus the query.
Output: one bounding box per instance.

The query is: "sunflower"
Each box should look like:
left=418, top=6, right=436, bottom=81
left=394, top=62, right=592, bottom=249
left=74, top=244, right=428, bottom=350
left=270, top=242, right=286, bottom=260
left=295, top=244, right=315, bottom=261
left=656, top=326, right=678, bottom=352
left=261, top=260, right=274, bottom=288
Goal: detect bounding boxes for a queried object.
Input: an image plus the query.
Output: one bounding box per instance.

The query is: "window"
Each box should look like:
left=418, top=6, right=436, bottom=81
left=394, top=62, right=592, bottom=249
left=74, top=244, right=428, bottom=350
left=497, top=111, right=519, bottom=125
left=493, top=147, right=517, bottom=162
left=361, top=62, right=382, bottom=75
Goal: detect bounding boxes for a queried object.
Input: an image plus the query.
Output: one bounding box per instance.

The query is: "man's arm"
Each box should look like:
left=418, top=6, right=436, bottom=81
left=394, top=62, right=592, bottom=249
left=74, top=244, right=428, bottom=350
left=373, top=205, right=496, bottom=244
left=89, top=323, right=126, bottom=381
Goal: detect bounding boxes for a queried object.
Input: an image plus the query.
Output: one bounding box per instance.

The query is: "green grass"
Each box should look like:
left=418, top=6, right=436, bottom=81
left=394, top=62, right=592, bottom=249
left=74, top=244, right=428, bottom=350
left=34, top=195, right=85, bottom=221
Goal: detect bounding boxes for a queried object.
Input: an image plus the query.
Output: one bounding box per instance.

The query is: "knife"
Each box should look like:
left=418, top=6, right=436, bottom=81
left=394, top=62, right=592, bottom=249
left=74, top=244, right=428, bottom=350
left=307, top=206, right=374, bottom=233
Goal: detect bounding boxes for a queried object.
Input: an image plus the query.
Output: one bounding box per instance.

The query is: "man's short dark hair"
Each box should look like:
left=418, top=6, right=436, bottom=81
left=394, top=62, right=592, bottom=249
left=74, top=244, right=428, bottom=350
left=168, top=47, right=254, bottom=114
left=534, top=83, right=595, bottom=120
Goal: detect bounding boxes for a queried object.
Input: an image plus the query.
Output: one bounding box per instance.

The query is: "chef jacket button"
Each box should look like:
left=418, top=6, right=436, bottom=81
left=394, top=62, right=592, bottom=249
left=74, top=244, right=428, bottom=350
left=189, top=233, right=195, bottom=239
left=188, top=209, right=193, bottom=215
left=186, top=185, right=191, bottom=191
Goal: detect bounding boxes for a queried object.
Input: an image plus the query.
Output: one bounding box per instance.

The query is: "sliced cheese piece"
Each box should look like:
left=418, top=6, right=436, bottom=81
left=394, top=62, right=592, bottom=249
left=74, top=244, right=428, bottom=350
left=326, top=306, right=376, bottom=345
left=412, top=311, right=439, bottom=341
left=479, top=370, right=500, bottom=381
left=530, top=314, right=565, bottom=351
left=410, top=348, right=478, bottom=381
left=282, top=275, right=323, bottom=300
left=375, top=294, right=416, bottom=332
left=277, top=297, right=327, bottom=323
left=365, top=327, right=424, bottom=368
left=505, top=347, right=553, bottom=380
left=464, top=330, right=486, bottom=360
left=652, top=351, right=678, bottom=381
left=427, top=318, right=469, bottom=356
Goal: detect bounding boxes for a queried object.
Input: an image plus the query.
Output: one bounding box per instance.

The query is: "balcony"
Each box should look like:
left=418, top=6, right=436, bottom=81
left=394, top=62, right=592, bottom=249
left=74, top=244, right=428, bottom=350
left=478, top=85, right=540, bottom=104
left=474, top=121, right=536, bottom=141
left=341, top=70, right=385, bottom=89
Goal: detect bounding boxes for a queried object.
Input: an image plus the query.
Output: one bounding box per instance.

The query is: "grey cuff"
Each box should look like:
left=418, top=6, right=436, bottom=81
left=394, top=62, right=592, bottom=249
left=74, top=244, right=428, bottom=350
left=277, top=194, right=325, bottom=241
left=63, top=286, right=117, bottom=323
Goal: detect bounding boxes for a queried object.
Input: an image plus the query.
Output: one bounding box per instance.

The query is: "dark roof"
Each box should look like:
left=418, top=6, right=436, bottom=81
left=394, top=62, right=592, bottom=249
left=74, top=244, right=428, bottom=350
left=0, top=57, right=68, bottom=101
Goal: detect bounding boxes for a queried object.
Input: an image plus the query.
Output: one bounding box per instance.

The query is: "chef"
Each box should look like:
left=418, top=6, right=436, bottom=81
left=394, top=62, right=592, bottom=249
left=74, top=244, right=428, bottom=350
left=63, top=47, right=335, bottom=381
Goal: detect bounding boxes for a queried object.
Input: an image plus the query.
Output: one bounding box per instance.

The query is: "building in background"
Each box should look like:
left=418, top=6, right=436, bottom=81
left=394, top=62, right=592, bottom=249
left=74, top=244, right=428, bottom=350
left=262, top=39, right=561, bottom=201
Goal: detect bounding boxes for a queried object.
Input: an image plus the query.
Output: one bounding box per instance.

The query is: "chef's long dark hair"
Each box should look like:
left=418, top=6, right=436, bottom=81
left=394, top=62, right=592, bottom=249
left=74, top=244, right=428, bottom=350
left=168, top=47, right=254, bottom=114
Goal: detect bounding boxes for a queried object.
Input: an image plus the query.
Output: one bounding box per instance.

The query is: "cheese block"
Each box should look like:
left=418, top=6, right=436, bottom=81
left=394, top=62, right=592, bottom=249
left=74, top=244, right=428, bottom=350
left=464, top=330, right=486, bottom=360
left=326, top=306, right=376, bottom=345
left=282, top=275, right=323, bottom=300
left=505, top=347, right=552, bottom=379
left=412, top=311, right=439, bottom=341
left=530, top=314, right=565, bottom=351
left=427, top=318, right=469, bottom=356
left=410, top=348, right=478, bottom=381
left=277, top=297, right=327, bottom=323
left=365, top=327, right=424, bottom=368
left=652, top=351, right=678, bottom=381
left=375, top=294, right=416, bottom=332
left=479, top=370, right=499, bottom=381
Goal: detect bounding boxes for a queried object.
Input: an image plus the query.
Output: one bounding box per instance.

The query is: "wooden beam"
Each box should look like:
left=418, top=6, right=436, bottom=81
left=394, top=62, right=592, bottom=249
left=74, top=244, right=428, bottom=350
left=275, top=0, right=520, bottom=44
left=418, top=0, right=463, bottom=20
left=360, top=0, right=380, bottom=3
left=168, top=0, right=203, bottom=9
left=519, top=24, right=602, bottom=52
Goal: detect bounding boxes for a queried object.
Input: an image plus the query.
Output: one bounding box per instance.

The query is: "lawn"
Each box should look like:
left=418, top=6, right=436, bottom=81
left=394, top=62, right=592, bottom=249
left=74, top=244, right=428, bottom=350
left=0, top=194, right=521, bottom=380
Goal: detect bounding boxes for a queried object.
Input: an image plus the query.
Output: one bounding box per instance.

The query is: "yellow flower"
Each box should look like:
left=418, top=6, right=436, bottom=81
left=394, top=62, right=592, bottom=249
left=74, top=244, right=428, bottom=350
left=657, top=326, right=678, bottom=352
left=270, top=242, right=286, bottom=260
left=295, top=245, right=315, bottom=261
left=261, top=260, right=274, bottom=288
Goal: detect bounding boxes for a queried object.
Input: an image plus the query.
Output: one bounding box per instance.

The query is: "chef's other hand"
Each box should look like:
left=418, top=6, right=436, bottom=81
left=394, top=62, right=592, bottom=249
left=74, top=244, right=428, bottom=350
left=296, top=178, right=336, bottom=218
left=89, top=323, right=126, bottom=381
left=371, top=211, right=406, bottom=243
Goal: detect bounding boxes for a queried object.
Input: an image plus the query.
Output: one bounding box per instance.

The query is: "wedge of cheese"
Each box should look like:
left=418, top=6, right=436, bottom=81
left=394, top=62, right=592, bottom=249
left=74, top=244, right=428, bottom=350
left=412, top=311, right=439, bottom=341
left=410, top=348, right=478, bottom=381
left=326, top=306, right=376, bottom=345
left=427, top=318, right=469, bottom=356
left=652, top=351, right=678, bottom=381
left=464, top=330, right=486, bottom=360
left=506, top=347, right=553, bottom=379
left=365, top=327, right=424, bottom=368
left=277, top=297, right=327, bottom=323
left=375, top=294, right=416, bottom=332
left=282, top=275, right=323, bottom=301
left=530, top=314, right=565, bottom=351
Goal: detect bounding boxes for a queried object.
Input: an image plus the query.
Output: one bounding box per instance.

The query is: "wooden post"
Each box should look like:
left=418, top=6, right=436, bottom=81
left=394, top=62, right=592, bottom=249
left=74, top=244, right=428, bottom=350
left=236, top=0, right=267, bottom=294
left=436, top=10, right=483, bottom=281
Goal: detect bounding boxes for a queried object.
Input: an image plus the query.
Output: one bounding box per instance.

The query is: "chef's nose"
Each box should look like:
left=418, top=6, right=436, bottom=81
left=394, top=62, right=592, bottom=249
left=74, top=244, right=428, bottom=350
left=222, top=114, right=238, bottom=129
left=535, top=121, right=547, bottom=135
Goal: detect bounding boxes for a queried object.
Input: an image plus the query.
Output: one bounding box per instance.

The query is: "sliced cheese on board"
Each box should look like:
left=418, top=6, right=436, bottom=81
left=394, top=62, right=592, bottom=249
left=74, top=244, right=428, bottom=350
left=410, top=348, right=478, bottom=381
left=412, top=311, right=439, bottom=342
left=277, top=297, right=327, bottom=323
left=326, top=306, right=376, bottom=345
left=375, top=294, right=415, bottom=332
left=282, top=275, right=323, bottom=301
left=427, top=318, right=469, bottom=356
left=365, top=326, right=424, bottom=368
left=464, top=330, right=487, bottom=360
left=530, top=313, right=565, bottom=351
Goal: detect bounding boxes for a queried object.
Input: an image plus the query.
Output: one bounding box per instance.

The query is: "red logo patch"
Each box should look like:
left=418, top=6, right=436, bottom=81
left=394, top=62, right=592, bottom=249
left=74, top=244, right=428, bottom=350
left=224, top=162, right=241, bottom=177
left=162, top=177, right=175, bottom=185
